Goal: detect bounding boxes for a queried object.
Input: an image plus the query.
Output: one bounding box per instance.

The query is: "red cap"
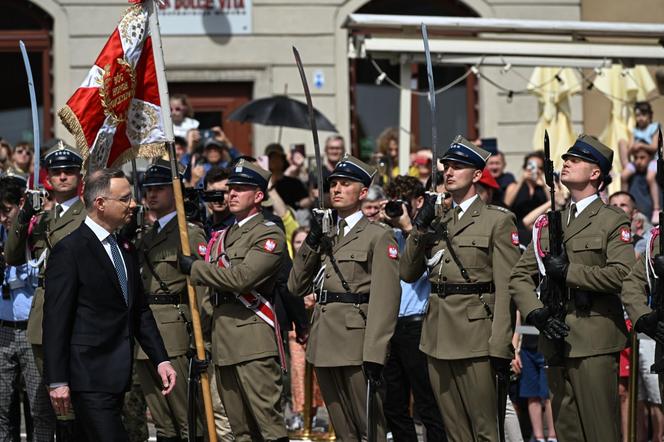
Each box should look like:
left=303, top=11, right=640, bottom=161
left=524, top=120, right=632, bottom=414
left=478, top=168, right=499, bottom=190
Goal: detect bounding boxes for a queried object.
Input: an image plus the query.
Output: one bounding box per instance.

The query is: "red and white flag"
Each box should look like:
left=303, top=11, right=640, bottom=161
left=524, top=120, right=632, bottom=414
left=58, top=2, right=166, bottom=169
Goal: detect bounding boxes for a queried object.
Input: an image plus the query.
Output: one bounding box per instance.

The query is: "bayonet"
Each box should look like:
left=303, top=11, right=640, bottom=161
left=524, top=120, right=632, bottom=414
left=19, top=40, right=43, bottom=211
left=293, top=46, right=332, bottom=233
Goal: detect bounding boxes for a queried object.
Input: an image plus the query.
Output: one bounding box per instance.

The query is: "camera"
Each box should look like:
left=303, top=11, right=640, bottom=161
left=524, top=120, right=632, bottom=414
left=384, top=199, right=410, bottom=219
left=201, top=190, right=225, bottom=203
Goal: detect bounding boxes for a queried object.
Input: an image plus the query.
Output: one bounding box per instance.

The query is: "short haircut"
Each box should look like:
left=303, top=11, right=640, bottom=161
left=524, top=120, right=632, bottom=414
left=205, top=167, right=230, bottom=188
left=522, top=150, right=545, bottom=169
left=635, top=101, right=653, bottom=116
left=609, top=191, right=636, bottom=206
left=385, top=175, right=426, bottom=201
left=325, top=134, right=345, bottom=148
left=0, top=177, right=24, bottom=206
left=83, top=168, right=125, bottom=210
left=365, top=185, right=387, bottom=202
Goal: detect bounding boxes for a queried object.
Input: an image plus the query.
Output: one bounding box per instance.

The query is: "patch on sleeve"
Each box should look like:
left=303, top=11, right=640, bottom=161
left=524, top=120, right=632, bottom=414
left=264, top=239, right=277, bottom=252
left=197, top=243, right=207, bottom=257
left=511, top=231, right=520, bottom=246
left=388, top=244, right=399, bottom=259
left=620, top=227, right=632, bottom=243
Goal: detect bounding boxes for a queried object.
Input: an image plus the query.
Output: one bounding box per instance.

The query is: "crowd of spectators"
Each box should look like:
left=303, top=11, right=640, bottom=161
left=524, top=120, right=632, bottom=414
left=1, top=96, right=663, bottom=441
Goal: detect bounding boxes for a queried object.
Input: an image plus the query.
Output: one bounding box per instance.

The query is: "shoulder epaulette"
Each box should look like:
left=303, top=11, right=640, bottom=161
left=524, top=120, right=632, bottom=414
left=486, top=204, right=510, bottom=213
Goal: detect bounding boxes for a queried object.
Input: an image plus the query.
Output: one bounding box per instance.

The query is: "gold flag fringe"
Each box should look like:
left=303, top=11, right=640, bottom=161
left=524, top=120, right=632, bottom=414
left=111, top=142, right=167, bottom=168
left=57, top=105, right=91, bottom=162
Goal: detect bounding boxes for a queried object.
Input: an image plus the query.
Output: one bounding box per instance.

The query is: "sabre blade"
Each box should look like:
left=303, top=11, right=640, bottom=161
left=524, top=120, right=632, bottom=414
left=19, top=40, right=40, bottom=191
left=421, top=24, right=437, bottom=191
left=293, top=47, right=324, bottom=210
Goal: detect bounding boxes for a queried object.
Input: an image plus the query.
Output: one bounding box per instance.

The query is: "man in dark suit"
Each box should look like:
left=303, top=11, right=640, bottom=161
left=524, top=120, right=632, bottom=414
left=43, top=168, right=176, bottom=441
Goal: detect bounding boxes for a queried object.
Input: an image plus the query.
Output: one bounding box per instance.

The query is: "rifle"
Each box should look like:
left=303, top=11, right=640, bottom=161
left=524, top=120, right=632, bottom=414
left=366, top=378, right=377, bottom=442
left=293, top=47, right=333, bottom=234
left=541, top=130, right=567, bottom=365
left=651, top=126, right=664, bottom=374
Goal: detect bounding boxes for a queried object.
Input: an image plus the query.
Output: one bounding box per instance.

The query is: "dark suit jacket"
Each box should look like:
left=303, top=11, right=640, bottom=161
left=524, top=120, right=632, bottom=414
left=43, top=222, right=169, bottom=393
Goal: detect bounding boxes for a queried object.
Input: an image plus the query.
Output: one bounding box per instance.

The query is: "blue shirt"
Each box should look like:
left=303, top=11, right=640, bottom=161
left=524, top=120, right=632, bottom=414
left=394, top=229, right=430, bottom=317
left=1, top=228, right=38, bottom=321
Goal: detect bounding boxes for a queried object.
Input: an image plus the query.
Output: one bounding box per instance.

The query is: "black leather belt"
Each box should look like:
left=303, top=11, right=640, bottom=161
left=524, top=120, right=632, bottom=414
left=317, top=291, right=369, bottom=305
left=431, top=282, right=495, bottom=296
left=211, top=292, right=240, bottom=306
left=397, top=314, right=425, bottom=325
left=0, top=320, right=28, bottom=330
left=147, top=294, right=186, bottom=305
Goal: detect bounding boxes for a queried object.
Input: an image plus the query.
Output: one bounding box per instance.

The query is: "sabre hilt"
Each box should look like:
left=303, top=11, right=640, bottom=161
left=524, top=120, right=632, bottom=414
left=313, top=208, right=334, bottom=235
left=26, top=189, right=45, bottom=213
left=425, top=191, right=451, bottom=217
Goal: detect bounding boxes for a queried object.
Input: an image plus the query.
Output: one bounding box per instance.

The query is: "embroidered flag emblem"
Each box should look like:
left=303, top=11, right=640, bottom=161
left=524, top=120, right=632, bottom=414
left=264, top=239, right=277, bottom=252
left=197, top=243, right=207, bottom=256
left=388, top=245, right=398, bottom=259
left=511, top=231, right=520, bottom=246
left=620, top=227, right=631, bottom=243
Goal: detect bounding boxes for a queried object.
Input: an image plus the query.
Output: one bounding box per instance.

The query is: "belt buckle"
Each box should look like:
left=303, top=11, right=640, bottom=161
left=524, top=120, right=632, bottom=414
left=318, top=290, right=328, bottom=305
left=212, top=292, right=220, bottom=306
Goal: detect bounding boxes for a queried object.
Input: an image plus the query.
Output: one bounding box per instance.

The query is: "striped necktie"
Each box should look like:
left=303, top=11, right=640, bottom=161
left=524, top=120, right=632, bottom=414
left=107, top=234, right=128, bottom=304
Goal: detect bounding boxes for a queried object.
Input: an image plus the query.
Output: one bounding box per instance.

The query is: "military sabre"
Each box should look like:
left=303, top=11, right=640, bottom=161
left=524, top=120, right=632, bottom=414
left=421, top=23, right=448, bottom=217
left=19, top=40, right=43, bottom=211
left=293, top=46, right=333, bottom=233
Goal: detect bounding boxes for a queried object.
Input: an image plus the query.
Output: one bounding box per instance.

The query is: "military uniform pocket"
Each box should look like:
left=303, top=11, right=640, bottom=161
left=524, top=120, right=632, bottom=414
left=466, top=304, right=491, bottom=321
left=345, top=309, right=366, bottom=329
left=456, top=235, right=490, bottom=268
left=335, top=250, right=369, bottom=281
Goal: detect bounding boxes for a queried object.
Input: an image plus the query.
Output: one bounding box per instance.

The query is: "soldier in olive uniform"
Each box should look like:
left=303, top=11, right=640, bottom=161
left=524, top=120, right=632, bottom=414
left=509, top=134, right=636, bottom=442
left=400, top=136, right=521, bottom=441
left=179, top=159, right=288, bottom=442
left=288, top=155, right=401, bottom=441
left=136, top=160, right=206, bottom=441
left=4, top=141, right=86, bottom=437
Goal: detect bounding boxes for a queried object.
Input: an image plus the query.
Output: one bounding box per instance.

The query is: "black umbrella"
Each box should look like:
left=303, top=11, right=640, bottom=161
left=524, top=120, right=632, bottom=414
left=227, top=95, right=337, bottom=132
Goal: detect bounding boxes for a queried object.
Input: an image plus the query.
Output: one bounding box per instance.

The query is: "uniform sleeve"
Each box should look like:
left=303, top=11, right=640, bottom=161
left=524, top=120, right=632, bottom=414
left=5, top=211, right=38, bottom=265
left=188, top=225, right=208, bottom=259
left=509, top=242, right=544, bottom=321
left=489, top=214, right=522, bottom=359
left=399, top=231, right=427, bottom=283
left=287, top=242, right=322, bottom=297
left=621, top=255, right=652, bottom=322
left=565, top=217, right=635, bottom=293
left=364, top=229, right=401, bottom=364
left=190, top=228, right=285, bottom=294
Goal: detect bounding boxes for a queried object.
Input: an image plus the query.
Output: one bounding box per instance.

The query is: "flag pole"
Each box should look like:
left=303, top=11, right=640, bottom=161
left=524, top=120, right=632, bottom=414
left=146, top=2, right=217, bottom=441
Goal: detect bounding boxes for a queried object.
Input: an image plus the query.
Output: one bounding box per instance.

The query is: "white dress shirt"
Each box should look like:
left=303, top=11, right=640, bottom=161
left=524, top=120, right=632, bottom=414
left=337, top=210, right=364, bottom=236
left=568, top=194, right=599, bottom=224
left=84, top=216, right=128, bottom=277
left=55, top=196, right=81, bottom=217
left=452, top=194, right=479, bottom=220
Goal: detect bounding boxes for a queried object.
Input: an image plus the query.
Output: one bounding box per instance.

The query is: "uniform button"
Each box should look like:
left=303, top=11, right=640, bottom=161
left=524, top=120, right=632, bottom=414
left=585, top=244, right=589, bottom=248
left=321, top=307, right=326, bottom=312
left=443, top=276, right=447, bottom=281
left=351, top=254, right=354, bottom=258
left=445, top=258, right=450, bottom=263
left=325, top=273, right=330, bottom=278
left=472, top=240, right=476, bottom=245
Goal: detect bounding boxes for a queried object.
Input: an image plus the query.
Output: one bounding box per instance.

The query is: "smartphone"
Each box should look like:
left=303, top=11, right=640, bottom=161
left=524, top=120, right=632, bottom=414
left=257, top=155, right=269, bottom=171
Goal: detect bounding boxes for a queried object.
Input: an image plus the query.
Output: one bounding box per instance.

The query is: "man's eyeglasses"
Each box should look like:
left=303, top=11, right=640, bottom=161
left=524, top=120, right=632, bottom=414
left=103, top=194, right=134, bottom=205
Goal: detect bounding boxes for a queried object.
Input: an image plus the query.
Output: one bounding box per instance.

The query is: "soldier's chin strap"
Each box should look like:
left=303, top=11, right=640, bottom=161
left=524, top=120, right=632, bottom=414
left=187, top=351, right=210, bottom=442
